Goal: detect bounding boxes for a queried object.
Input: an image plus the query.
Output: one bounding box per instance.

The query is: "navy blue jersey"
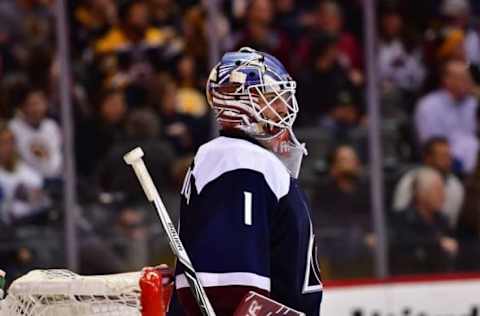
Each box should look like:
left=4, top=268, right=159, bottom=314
left=174, top=135, right=323, bottom=316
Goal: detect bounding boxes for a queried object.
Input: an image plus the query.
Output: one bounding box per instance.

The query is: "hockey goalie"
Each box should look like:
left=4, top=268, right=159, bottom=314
left=171, top=47, right=323, bottom=316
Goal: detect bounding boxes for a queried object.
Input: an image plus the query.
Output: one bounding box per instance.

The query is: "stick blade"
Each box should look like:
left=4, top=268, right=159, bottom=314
left=234, top=291, right=305, bottom=316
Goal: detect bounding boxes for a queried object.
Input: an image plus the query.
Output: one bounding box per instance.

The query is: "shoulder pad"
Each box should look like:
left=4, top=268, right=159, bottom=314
left=192, top=137, right=290, bottom=200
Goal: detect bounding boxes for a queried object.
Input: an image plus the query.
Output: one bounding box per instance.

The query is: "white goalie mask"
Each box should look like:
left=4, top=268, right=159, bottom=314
left=206, top=47, right=307, bottom=178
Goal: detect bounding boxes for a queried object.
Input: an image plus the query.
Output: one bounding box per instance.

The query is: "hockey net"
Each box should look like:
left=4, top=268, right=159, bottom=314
left=0, top=267, right=173, bottom=316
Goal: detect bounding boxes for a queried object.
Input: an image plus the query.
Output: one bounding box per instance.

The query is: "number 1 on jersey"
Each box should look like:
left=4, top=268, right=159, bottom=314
left=244, top=191, right=252, bottom=226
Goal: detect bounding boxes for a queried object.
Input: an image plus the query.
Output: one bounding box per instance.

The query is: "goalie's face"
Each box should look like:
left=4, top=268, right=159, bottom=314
left=247, top=79, right=298, bottom=134
left=253, top=91, right=288, bottom=135
left=258, top=92, right=289, bottom=121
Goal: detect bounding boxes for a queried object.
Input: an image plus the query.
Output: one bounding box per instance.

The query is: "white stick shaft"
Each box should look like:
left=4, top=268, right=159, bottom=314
left=124, top=148, right=216, bottom=316
left=130, top=159, right=158, bottom=202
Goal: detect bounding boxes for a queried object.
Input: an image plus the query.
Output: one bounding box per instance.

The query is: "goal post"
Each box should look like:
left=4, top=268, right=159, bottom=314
left=0, top=267, right=173, bottom=316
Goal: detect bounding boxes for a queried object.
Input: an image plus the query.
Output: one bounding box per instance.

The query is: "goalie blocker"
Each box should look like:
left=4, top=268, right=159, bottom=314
left=234, top=292, right=305, bottom=316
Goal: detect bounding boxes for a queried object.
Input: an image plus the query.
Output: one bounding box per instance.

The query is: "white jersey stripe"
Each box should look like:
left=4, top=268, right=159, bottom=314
left=192, top=137, right=290, bottom=200
left=175, top=272, right=271, bottom=291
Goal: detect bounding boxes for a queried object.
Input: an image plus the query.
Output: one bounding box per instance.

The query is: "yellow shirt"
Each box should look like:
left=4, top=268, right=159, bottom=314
left=95, top=27, right=172, bottom=54
left=176, top=88, right=208, bottom=117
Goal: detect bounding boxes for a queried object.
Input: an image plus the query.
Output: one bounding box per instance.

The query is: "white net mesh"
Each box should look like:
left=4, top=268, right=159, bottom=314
left=0, top=270, right=143, bottom=316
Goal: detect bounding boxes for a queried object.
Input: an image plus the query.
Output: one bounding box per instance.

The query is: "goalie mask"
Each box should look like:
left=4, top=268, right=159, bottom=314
left=206, top=47, right=307, bottom=177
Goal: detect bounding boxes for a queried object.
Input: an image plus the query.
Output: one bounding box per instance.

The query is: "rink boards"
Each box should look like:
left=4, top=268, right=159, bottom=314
left=322, top=273, right=480, bottom=316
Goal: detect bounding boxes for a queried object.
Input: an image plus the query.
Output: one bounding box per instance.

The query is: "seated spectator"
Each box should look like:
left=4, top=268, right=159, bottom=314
left=235, top=0, right=292, bottom=67
left=273, top=0, right=301, bottom=37
left=181, top=6, right=209, bottom=66
left=378, top=5, right=425, bottom=94
left=438, top=0, right=480, bottom=93
left=74, top=0, right=118, bottom=48
left=176, top=54, right=201, bottom=89
left=414, top=59, right=478, bottom=174
left=0, top=0, right=53, bottom=75
left=297, top=33, right=361, bottom=126
left=95, top=0, right=176, bottom=55
left=319, top=89, right=361, bottom=140
left=93, top=0, right=183, bottom=107
left=296, top=1, right=362, bottom=74
left=8, top=88, right=62, bottom=179
left=149, top=0, right=181, bottom=28
left=393, top=137, right=464, bottom=229
left=96, top=109, right=175, bottom=202
left=174, top=54, right=209, bottom=120
left=390, top=167, right=458, bottom=274
left=0, top=122, right=49, bottom=225
left=423, top=27, right=468, bottom=93
left=441, top=0, right=480, bottom=66
left=456, top=153, right=480, bottom=271
left=76, top=88, right=127, bottom=177
left=312, top=145, right=373, bottom=278
left=153, top=77, right=211, bottom=156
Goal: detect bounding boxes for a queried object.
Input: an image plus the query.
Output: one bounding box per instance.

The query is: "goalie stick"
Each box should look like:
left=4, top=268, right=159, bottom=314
left=124, top=147, right=216, bottom=316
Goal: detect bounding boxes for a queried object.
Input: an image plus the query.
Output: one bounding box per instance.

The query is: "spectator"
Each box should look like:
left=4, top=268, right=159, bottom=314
left=149, top=0, right=181, bottom=28
left=76, top=88, right=127, bottom=177
left=312, top=145, right=373, bottom=278
left=273, top=0, right=301, bottom=37
left=8, top=88, right=62, bottom=179
left=0, top=122, right=48, bottom=225
left=235, top=0, right=292, bottom=67
left=441, top=0, right=480, bottom=66
left=152, top=77, right=210, bottom=156
left=378, top=5, right=425, bottom=94
left=423, top=27, right=468, bottom=92
left=393, top=137, right=464, bottom=229
left=456, top=155, right=480, bottom=271
left=95, top=0, right=175, bottom=55
left=414, top=59, right=478, bottom=174
left=296, top=1, right=362, bottom=73
left=0, top=0, right=53, bottom=75
left=74, top=0, right=118, bottom=50
left=113, top=206, right=149, bottom=270
left=96, top=108, right=175, bottom=202
left=390, top=167, right=458, bottom=274
left=319, top=89, right=361, bottom=140
left=297, top=33, right=360, bottom=126
left=181, top=6, right=209, bottom=67
left=175, top=54, right=201, bottom=89
left=93, top=0, right=184, bottom=107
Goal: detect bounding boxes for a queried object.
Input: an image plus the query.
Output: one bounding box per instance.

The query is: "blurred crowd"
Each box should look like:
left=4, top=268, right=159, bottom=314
left=0, top=0, right=480, bottom=281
